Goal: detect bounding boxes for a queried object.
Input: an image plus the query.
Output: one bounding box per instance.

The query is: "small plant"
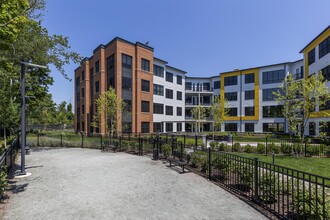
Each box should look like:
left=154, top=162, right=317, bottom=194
left=131, top=141, right=138, bottom=151
left=244, top=144, right=254, bottom=153
left=218, top=143, right=226, bottom=151
left=209, top=142, right=219, bottom=150
left=257, top=143, right=265, bottom=154
left=258, top=173, right=278, bottom=204
left=211, top=156, right=231, bottom=179
left=269, top=143, right=280, bottom=154
left=0, top=168, right=8, bottom=199
left=280, top=143, right=291, bottom=155
left=200, top=156, right=209, bottom=173
left=162, top=144, right=171, bottom=158
left=233, top=143, right=241, bottom=152
left=234, top=163, right=253, bottom=191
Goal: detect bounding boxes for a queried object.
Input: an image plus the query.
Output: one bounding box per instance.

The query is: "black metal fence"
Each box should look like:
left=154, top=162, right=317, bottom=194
left=0, top=137, right=20, bottom=175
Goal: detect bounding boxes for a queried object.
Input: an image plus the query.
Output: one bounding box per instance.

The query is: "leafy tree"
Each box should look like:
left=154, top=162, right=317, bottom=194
left=92, top=87, right=123, bottom=137
left=191, top=105, right=207, bottom=132
left=210, top=95, right=229, bottom=133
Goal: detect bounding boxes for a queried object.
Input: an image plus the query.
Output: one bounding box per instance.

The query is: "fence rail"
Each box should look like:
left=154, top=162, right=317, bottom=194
left=0, top=137, right=20, bottom=175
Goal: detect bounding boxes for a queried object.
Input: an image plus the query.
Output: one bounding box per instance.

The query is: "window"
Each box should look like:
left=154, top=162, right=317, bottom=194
left=153, top=103, right=163, bottom=114
left=177, top=123, right=182, bottom=132
left=177, top=75, right=182, bottom=85
left=319, top=36, right=330, bottom=59
left=245, top=73, right=254, bottom=84
left=141, top=101, right=150, bottom=112
left=225, top=123, right=237, bottom=132
left=122, top=77, right=132, bottom=90
left=185, top=82, right=192, bottom=90
left=81, top=71, right=85, bottom=81
left=141, top=58, right=150, bottom=71
left=141, top=79, right=150, bottom=92
left=224, top=76, right=237, bottom=86
left=95, top=61, right=100, bottom=73
left=141, top=122, right=149, bottom=133
left=166, top=72, right=173, bottom=82
left=153, top=65, right=164, bottom=77
left=226, top=108, right=237, bottom=116
left=245, top=90, right=254, bottom=100
left=95, top=81, right=100, bottom=93
left=81, top=88, right=85, bottom=97
left=262, top=69, right=285, bottom=84
left=245, top=107, right=255, bottom=116
left=153, top=84, right=164, bottom=96
left=320, top=122, right=330, bottom=136
left=77, top=107, right=80, bottom=116
left=166, top=123, right=173, bottom=132
left=263, top=105, right=284, bottom=118
left=203, top=82, right=211, bottom=91
left=263, top=88, right=282, bottom=101
left=90, top=67, right=94, bottom=75
left=166, top=89, right=173, bottom=99
left=263, top=123, right=284, bottom=133
left=245, top=123, right=254, bottom=132
left=122, top=54, right=132, bottom=68
left=81, top=105, right=85, bottom=115
left=107, top=55, right=115, bottom=89
left=320, top=99, right=330, bottom=111
left=76, top=76, right=80, bottom=87
left=153, top=123, right=162, bottom=132
left=321, top=65, right=330, bottom=81
left=177, top=107, right=182, bottom=116
left=224, top=92, right=237, bottom=101
left=309, top=122, right=316, bottom=136
left=213, top=81, right=220, bottom=89
left=166, top=106, right=173, bottom=115
left=76, top=91, right=80, bottom=102
left=81, top=122, right=85, bottom=132
left=308, top=48, right=315, bottom=65
left=177, top=91, right=182, bottom=100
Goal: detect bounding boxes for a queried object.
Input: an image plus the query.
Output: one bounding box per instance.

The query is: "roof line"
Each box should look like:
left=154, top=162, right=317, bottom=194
left=299, top=25, right=330, bottom=53
left=166, top=65, right=187, bottom=74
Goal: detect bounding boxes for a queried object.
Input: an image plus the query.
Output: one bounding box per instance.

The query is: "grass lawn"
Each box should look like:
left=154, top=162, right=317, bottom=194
left=233, top=152, right=330, bottom=178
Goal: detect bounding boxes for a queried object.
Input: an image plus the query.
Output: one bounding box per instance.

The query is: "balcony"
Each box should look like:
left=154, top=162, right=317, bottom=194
left=185, top=102, right=211, bottom=106
left=185, top=86, right=214, bottom=93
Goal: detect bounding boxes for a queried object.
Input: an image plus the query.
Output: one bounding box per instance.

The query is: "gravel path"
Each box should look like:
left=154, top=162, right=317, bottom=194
left=4, top=148, right=267, bottom=220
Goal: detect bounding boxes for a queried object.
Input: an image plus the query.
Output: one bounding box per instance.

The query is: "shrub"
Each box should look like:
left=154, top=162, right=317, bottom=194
left=121, top=140, right=130, bottom=150
left=233, top=143, right=241, bottom=152
left=269, top=143, right=280, bottom=154
left=131, top=141, right=138, bottom=151
left=257, top=143, right=265, bottom=154
left=0, top=168, right=8, bottom=199
left=258, top=173, right=278, bottom=204
left=234, top=163, right=253, bottom=191
left=211, top=156, right=231, bottom=179
left=218, top=143, right=226, bottom=151
left=280, top=143, right=291, bottom=155
left=200, top=156, right=209, bottom=173
left=209, top=142, right=219, bottom=150
left=306, top=144, right=319, bottom=156
left=162, top=144, right=171, bottom=158
left=244, top=144, right=254, bottom=153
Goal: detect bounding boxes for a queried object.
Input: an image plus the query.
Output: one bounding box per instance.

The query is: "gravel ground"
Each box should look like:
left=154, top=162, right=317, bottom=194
left=4, top=148, right=267, bottom=220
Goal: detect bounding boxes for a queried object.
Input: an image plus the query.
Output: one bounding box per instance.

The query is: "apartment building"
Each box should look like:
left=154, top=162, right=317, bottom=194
left=74, top=25, right=330, bottom=136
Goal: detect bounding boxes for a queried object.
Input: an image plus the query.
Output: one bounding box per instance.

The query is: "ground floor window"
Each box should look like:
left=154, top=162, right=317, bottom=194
left=185, top=123, right=192, bottom=132
left=177, top=123, right=182, bottom=132
left=141, top=122, right=149, bottom=133
left=153, top=122, right=162, bottom=133
left=320, top=121, right=330, bottom=136
left=245, top=123, right=254, bottom=132
left=225, top=123, right=237, bottom=132
left=309, top=122, right=316, bottom=136
left=166, top=123, right=173, bottom=132
left=122, top=122, right=132, bottom=133
left=262, top=123, right=284, bottom=133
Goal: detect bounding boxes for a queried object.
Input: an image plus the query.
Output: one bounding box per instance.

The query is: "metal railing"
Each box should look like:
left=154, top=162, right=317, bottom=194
left=0, top=137, right=20, bottom=175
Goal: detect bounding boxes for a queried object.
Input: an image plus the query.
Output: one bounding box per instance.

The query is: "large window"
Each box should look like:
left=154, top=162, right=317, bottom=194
left=81, top=105, right=85, bottom=115
left=177, top=123, right=182, bottom=132
left=141, top=79, right=150, bottom=92
left=245, top=73, right=254, bottom=84
left=166, top=89, right=173, bottom=99
left=76, top=76, right=80, bottom=87
left=122, top=77, right=132, bottom=90
left=185, top=82, right=192, bottom=90
left=81, top=88, right=85, bottom=97
left=107, top=55, right=115, bottom=89
left=122, top=54, right=132, bottom=68
left=263, top=105, right=283, bottom=118
left=308, top=48, right=315, bottom=66
left=95, top=81, right=100, bottom=93
left=225, top=123, right=237, bottom=132
left=263, top=88, right=282, bottom=101
left=177, top=91, right=182, bottom=100
left=166, top=106, right=173, bottom=115
left=153, top=122, right=162, bottom=132
left=319, top=36, right=330, bottom=59
left=245, top=123, right=254, bottom=132
left=154, top=84, right=164, bottom=96
left=153, top=65, right=164, bottom=77
left=153, top=103, right=164, bottom=114
left=262, top=69, right=285, bottom=84
left=166, top=123, right=173, bottom=132
left=141, top=58, right=150, bottom=71
left=226, top=108, right=237, bottom=116
left=213, top=81, right=220, bottom=89
left=245, top=90, right=254, bottom=100
left=321, top=64, right=330, bottom=81
left=263, top=123, right=284, bottom=133
left=141, top=101, right=150, bottom=112
left=320, top=99, right=330, bottom=111
left=95, top=61, right=100, bottom=73
left=177, top=75, right=182, bottom=85
left=141, top=122, right=150, bottom=133
left=81, top=71, right=85, bottom=81
left=245, top=107, right=255, bottom=116
left=177, top=107, right=182, bottom=116
left=225, top=92, right=237, bottom=101
left=309, top=122, right=316, bottom=136
left=224, top=76, right=237, bottom=86
left=166, top=72, right=173, bottom=82
left=203, top=82, right=211, bottom=91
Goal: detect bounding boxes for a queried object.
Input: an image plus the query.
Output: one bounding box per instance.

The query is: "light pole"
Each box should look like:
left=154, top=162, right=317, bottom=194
left=20, top=61, right=47, bottom=175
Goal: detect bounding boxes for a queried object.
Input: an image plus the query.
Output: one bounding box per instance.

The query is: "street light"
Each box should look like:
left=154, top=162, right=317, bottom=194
left=20, top=61, right=47, bottom=175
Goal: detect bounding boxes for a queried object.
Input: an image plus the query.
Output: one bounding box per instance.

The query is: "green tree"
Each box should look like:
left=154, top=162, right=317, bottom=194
left=210, top=95, right=229, bottom=133
left=92, top=87, right=123, bottom=136
left=191, top=105, right=207, bottom=133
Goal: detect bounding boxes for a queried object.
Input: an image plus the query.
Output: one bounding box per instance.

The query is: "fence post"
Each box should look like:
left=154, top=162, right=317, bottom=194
left=119, top=136, right=122, bottom=150
left=166, top=133, right=168, bottom=144
left=195, top=135, right=198, bottom=150
left=184, top=135, right=186, bottom=149
left=37, top=132, right=40, bottom=147
left=60, top=134, right=63, bottom=147
left=205, top=137, right=208, bottom=149
left=265, top=137, right=268, bottom=155
left=180, top=142, right=183, bottom=161
left=128, top=132, right=131, bottom=141
left=231, top=135, right=234, bottom=151
left=253, top=158, right=259, bottom=202
left=100, top=135, right=103, bottom=150
left=81, top=133, right=84, bottom=148
left=304, top=140, right=307, bottom=157
left=208, top=147, right=211, bottom=180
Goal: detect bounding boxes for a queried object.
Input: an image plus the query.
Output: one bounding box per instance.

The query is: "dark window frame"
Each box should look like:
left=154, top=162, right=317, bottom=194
left=153, top=84, right=164, bottom=96
left=166, top=106, right=173, bottom=115
left=141, top=101, right=150, bottom=113
left=166, top=72, right=173, bottom=83
left=141, top=58, right=150, bottom=72
left=245, top=90, right=255, bottom=100
left=177, top=75, right=182, bottom=85
left=245, top=73, right=255, bottom=84
left=245, top=106, right=255, bottom=116
left=141, top=79, right=150, bottom=92
left=224, top=92, right=238, bottom=101
left=166, top=89, right=173, bottom=99
left=224, top=76, right=237, bottom=86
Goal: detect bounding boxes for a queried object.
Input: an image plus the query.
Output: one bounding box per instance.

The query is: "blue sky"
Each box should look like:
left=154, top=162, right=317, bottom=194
left=42, top=0, right=330, bottom=105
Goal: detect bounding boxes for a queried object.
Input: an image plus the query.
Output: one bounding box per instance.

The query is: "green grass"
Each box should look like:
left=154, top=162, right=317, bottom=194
left=233, top=152, right=330, bottom=178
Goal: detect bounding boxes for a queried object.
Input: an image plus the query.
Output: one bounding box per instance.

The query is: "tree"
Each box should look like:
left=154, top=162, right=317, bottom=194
left=210, top=95, right=229, bottom=135
left=92, top=87, right=123, bottom=136
left=191, top=105, right=207, bottom=133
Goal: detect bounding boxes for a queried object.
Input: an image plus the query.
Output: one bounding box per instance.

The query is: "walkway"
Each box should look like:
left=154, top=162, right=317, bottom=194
left=4, top=148, right=267, bottom=220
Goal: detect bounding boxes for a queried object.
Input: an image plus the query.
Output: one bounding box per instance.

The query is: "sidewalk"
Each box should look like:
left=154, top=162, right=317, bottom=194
left=3, top=148, right=267, bottom=220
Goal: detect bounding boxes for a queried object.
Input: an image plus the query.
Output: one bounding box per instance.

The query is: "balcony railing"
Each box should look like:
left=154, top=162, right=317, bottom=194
left=185, top=86, right=214, bottom=92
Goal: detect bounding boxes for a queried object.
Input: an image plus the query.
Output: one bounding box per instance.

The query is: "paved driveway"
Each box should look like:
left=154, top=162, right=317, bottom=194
left=4, top=148, right=267, bottom=220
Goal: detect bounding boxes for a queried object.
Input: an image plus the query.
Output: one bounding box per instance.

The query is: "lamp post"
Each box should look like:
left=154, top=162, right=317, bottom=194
left=20, top=61, right=47, bottom=175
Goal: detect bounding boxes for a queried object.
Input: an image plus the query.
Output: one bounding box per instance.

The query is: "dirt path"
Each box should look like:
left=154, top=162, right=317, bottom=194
left=3, top=148, right=267, bottom=220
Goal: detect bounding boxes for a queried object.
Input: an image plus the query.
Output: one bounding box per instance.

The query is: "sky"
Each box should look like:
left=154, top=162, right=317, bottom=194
left=42, top=0, right=330, bottom=106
